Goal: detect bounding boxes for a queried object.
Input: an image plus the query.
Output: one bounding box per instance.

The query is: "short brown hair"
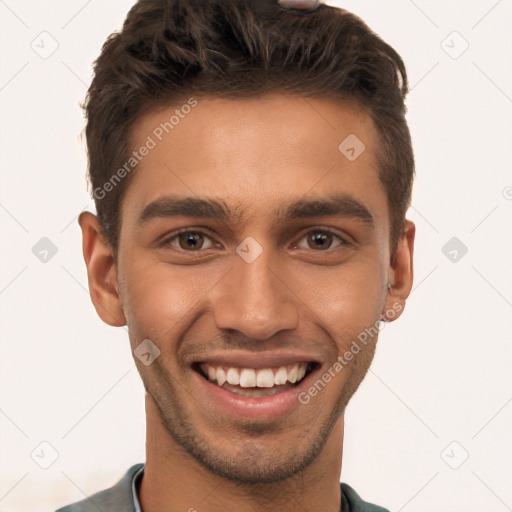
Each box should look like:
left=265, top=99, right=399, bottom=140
left=83, top=0, right=414, bottom=260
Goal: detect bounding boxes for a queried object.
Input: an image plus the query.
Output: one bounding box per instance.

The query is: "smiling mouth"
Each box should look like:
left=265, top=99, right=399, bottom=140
left=192, top=362, right=317, bottom=397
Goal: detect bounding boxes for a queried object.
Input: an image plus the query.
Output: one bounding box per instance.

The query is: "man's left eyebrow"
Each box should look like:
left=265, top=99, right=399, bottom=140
left=277, top=194, right=375, bottom=229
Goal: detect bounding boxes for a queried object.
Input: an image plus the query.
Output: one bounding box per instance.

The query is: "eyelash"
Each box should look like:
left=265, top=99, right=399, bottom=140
left=158, top=228, right=351, bottom=252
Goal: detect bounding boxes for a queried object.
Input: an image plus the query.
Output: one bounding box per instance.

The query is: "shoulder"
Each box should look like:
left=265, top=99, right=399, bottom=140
left=341, top=482, right=390, bottom=512
left=55, top=463, right=144, bottom=512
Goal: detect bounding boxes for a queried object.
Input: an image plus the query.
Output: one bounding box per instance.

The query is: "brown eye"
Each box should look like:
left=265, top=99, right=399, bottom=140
left=178, top=232, right=205, bottom=250
left=296, top=230, right=346, bottom=251
left=160, top=231, right=215, bottom=251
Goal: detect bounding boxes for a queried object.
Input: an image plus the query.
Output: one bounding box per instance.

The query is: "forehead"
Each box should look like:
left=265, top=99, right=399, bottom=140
left=121, top=93, right=387, bottom=230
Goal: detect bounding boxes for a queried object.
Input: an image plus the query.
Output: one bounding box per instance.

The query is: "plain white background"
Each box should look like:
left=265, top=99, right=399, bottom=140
left=1, top=1, right=511, bottom=510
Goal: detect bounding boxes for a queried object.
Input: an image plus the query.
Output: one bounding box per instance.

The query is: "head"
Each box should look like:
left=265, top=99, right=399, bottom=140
left=79, top=0, right=415, bottom=484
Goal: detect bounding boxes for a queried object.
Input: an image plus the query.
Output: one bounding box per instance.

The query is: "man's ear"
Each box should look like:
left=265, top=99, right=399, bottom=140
left=78, top=211, right=127, bottom=327
left=381, top=220, right=415, bottom=322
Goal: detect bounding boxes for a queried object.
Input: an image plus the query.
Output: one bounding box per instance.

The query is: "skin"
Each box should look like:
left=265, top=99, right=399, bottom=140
left=79, top=93, right=415, bottom=512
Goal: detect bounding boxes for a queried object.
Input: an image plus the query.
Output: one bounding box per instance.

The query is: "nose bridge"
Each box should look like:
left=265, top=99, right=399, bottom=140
left=212, top=247, right=298, bottom=340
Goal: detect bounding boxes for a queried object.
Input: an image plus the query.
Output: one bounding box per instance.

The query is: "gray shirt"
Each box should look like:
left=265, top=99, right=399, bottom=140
left=55, top=463, right=390, bottom=512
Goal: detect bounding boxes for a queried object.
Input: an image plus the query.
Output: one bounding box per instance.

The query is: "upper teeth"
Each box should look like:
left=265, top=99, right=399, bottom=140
left=199, top=363, right=309, bottom=388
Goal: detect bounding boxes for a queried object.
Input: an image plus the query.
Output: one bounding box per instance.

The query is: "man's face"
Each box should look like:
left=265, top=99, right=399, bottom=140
left=89, top=94, right=412, bottom=483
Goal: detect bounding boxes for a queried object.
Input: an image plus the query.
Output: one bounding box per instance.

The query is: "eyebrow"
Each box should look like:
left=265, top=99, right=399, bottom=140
left=278, top=195, right=374, bottom=228
left=136, top=193, right=374, bottom=229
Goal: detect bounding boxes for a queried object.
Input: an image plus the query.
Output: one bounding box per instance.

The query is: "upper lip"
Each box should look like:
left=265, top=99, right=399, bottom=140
left=191, top=350, right=321, bottom=369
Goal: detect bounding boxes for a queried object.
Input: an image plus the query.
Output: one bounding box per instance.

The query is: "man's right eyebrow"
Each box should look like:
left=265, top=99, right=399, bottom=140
left=136, top=195, right=241, bottom=226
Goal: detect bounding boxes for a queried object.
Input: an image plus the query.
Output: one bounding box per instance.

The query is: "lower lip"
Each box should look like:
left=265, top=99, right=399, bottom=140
left=191, top=365, right=319, bottom=420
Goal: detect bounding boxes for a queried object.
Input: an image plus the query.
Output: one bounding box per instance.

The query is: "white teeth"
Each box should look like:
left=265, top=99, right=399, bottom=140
left=239, top=368, right=256, bottom=387
left=207, top=366, right=216, bottom=381
left=274, top=366, right=288, bottom=385
left=288, top=365, right=298, bottom=383
left=216, top=367, right=226, bottom=387
left=226, top=367, right=240, bottom=385
left=256, top=368, right=275, bottom=388
left=200, top=362, right=310, bottom=389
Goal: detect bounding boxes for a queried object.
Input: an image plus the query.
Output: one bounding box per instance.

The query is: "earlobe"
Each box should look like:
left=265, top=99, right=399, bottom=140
left=381, top=220, right=415, bottom=323
left=381, top=294, right=406, bottom=322
left=78, top=211, right=127, bottom=327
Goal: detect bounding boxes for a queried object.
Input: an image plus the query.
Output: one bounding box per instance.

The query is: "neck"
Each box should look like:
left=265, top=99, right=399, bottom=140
left=139, top=395, right=344, bottom=512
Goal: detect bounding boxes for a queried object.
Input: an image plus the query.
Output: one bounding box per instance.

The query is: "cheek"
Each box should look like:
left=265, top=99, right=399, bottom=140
left=293, top=260, right=386, bottom=342
left=122, top=263, right=206, bottom=336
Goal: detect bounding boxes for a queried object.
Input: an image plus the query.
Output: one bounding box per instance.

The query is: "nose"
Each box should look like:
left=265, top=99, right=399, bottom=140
left=210, top=249, right=299, bottom=341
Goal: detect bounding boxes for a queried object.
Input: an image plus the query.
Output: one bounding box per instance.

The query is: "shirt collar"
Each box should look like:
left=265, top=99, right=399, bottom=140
left=131, top=464, right=355, bottom=512
left=131, top=463, right=145, bottom=512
